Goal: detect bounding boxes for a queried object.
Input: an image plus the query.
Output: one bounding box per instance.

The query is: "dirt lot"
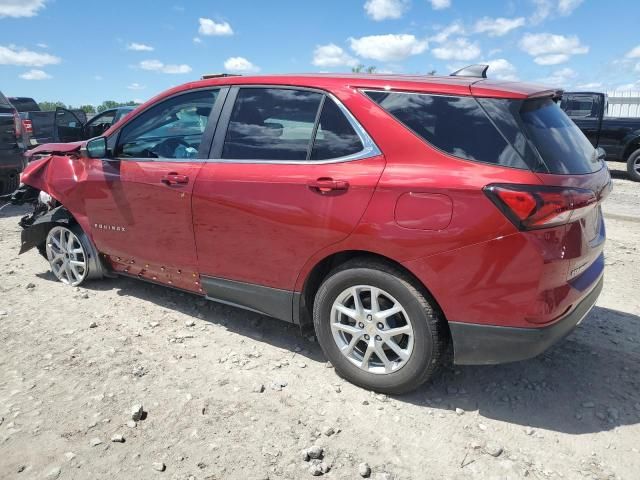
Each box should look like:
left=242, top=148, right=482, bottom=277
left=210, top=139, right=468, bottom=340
left=1, top=163, right=639, bottom=480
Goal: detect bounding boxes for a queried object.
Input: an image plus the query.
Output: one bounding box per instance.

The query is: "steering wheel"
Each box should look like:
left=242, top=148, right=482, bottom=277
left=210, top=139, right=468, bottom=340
left=155, top=137, right=190, bottom=158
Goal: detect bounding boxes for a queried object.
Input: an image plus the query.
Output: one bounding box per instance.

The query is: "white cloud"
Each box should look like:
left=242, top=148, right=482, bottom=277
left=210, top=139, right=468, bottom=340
left=484, top=59, right=518, bottom=81
left=537, top=67, right=577, bottom=86
left=349, top=34, right=427, bottom=62
left=430, top=22, right=465, bottom=43
left=625, top=45, right=640, bottom=59
left=616, top=80, right=640, bottom=91
left=0, top=0, right=46, bottom=18
left=198, top=18, right=233, bottom=36
left=127, top=42, right=154, bottom=52
left=519, top=33, right=588, bottom=65
left=224, top=56, right=260, bottom=73
left=364, top=0, right=408, bottom=21
left=432, top=38, right=481, bottom=61
left=19, top=69, right=51, bottom=80
left=193, top=37, right=202, bottom=44
left=531, top=0, right=584, bottom=23
left=139, top=59, right=192, bottom=74
left=474, top=17, right=525, bottom=37
left=127, top=82, right=146, bottom=90
left=0, top=45, right=60, bottom=66
left=312, top=44, right=358, bottom=68
left=428, top=0, right=451, bottom=10
left=36, top=43, right=48, bottom=49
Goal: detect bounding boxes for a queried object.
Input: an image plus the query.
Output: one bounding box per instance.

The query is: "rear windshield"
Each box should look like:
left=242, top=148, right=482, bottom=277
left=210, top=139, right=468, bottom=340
left=9, top=97, right=40, bottom=112
left=518, top=98, right=601, bottom=174
left=366, top=90, right=601, bottom=175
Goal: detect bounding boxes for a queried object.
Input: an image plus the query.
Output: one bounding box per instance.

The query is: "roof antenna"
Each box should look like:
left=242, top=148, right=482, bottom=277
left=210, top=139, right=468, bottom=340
left=450, top=64, right=489, bottom=78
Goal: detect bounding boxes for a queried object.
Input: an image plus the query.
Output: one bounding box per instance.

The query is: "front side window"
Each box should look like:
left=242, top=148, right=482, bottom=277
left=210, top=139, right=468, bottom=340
left=115, top=89, right=218, bottom=159
left=365, top=91, right=528, bottom=169
left=222, top=88, right=323, bottom=161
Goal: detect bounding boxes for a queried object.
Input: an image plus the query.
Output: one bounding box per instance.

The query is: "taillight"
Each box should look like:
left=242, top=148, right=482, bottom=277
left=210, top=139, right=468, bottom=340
left=484, top=184, right=598, bottom=230
left=22, top=119, right=33, bottom=135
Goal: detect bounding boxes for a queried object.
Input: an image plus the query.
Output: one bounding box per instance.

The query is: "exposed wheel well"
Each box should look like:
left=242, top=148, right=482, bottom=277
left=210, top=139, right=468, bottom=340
left=297, top=250, right=450, bottom=340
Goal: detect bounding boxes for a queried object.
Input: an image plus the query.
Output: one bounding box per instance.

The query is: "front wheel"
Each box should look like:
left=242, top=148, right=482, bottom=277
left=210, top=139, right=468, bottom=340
left=45, top=225, right=93, bottom=286
left=313, top=260, right=447, bottom=394
left=627, top=150, right=640, bottom=182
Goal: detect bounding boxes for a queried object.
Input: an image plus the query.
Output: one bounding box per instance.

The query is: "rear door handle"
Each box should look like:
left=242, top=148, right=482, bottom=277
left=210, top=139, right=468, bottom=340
left=307, top=178, right=349, bottom=194
left=161, top=173, right=189, bottom=186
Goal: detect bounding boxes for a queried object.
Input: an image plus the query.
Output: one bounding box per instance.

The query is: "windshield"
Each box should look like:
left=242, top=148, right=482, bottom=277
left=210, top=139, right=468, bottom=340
left=520, top=98, right=601, bottom=174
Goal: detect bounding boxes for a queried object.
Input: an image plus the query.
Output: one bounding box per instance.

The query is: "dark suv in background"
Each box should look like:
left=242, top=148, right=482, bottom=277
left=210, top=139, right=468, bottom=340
left=0, top=91, right=25, bottom=195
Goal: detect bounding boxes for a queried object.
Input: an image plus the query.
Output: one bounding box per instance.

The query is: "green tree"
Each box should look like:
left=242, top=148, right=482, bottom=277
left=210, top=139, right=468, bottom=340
left=38, top=101, right=66, bottom=111
left=427, top=69, right=437, bottom=75
left=78, top=104, right=96, bottom=114
left=352, top=65, right=378, bottom=74
left=97, top=100, right=121, bottom=113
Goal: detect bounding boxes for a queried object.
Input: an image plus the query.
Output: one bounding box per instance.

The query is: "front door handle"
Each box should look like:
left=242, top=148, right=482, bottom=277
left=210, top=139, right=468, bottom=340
left=307, top=178, right=349, bottom=195
left=161, top=173, right=189, bottom=186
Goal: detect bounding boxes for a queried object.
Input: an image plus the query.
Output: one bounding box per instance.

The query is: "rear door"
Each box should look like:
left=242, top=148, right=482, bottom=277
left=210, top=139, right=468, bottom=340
left=192, top=86, right=385, bottom=299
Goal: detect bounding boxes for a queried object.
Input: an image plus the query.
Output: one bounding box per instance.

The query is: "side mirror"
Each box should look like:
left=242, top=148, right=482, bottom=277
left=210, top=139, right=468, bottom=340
left=84, top=136, right=107, bottom=158
left=597, top=147, right=606, bottom=162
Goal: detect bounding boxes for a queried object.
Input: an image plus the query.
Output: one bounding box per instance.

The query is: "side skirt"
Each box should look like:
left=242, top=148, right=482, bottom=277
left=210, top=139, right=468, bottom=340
left=200, top=276, right=298, bottom=324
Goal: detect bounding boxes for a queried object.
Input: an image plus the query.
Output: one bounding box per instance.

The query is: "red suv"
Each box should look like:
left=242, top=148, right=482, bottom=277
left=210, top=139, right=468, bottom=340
left=13, top=68, right=610, bottom=393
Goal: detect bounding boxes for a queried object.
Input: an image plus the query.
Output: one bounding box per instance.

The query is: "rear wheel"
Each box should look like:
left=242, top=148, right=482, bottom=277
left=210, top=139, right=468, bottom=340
left=45, top=225, right=91, bottom=286
left=313, top=260, right=447, bottom=394
left=627, top=150, right=640, bottom=182
left=0, top=172, right=19, bottom=196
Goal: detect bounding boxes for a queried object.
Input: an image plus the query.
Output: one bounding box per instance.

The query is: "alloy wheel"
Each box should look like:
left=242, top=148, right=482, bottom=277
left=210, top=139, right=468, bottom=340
left=330, top=285, right=414, bottom=374
left=45, top=226, right=88, bottom=286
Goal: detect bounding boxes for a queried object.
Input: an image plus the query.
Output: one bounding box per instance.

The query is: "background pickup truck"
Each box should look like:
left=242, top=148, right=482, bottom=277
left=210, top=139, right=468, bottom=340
left=0, top=92, right=25, bottom=195
left=9, top=97, right=88, bottom=149
left=561, top=92, right=640, bottom=181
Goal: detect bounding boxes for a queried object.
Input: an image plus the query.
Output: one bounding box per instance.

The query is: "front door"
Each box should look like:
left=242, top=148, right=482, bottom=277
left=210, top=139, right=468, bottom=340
left=192, top=87, right=385, bottom=305
left=83, top=88, right=222, bottom=292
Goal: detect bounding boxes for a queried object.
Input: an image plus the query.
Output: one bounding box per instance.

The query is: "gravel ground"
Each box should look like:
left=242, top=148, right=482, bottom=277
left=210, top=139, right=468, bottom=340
left=0, top=164, right=639, bottom=480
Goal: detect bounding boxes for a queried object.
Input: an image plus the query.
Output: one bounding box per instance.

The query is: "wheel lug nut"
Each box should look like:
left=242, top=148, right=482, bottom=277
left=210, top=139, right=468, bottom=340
left=364, top=334, right=370, bottom=340
left=358, top=322, right=364, bottom=328
left=375, top=335, right=382, bottom=341
left=377, top=323, right=384, bottom=329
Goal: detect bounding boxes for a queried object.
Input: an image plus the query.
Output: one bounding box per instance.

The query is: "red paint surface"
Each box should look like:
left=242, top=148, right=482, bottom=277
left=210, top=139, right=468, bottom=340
left=19, top=73, right=609, bottom=328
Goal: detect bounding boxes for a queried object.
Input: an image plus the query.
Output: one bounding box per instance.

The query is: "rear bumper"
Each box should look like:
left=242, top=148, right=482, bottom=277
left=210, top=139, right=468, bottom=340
left=449, top=275, right=603, bottom=365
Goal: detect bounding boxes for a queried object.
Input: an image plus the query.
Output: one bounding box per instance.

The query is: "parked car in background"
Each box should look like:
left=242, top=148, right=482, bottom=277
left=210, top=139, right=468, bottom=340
left=18, top=106, right=134, bottom=149
left=12, top=69, right=610, bottom=393
left=561, top=91, right=640, bottom=181
left=0, top=91, right=26, bottom=195
left=8, top=96, right=40, bottom=113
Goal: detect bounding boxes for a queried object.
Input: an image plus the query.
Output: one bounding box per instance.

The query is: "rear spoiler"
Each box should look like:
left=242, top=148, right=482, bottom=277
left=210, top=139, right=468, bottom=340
left=528, top=89, right=564, bottom=101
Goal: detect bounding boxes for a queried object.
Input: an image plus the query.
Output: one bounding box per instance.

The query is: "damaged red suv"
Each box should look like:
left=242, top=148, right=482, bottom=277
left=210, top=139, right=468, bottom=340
left=10, top=66, right=610, bottom=393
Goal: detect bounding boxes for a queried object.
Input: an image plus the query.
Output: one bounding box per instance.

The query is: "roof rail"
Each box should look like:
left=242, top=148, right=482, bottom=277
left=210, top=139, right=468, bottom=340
left=450, top=64, right=489, bottom=79
left=200, top=73, right=242, bottom=80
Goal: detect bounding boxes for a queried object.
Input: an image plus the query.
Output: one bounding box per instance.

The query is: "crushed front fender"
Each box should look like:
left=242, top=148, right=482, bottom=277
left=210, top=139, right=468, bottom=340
left=19, top=206, right=73, bottom=254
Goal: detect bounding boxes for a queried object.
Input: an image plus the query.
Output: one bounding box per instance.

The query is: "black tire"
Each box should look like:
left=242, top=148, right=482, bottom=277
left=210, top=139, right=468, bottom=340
left=0, top=172, right=19, bottom=196
left=627, top=150, right=640, bottom=182
left=313, top=259, right=447, bottom=394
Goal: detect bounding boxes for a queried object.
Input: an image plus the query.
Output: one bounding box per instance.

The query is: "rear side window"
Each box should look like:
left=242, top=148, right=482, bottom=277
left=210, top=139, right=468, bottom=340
left=222, top=88, right=323, bottom=161
left=519, top=98, right=600, bottom=174
left=311, top=98, right=363, bottom=160
left=365, top=91, right=528, bottom=169
left=9, top=97, right=39, bottom=112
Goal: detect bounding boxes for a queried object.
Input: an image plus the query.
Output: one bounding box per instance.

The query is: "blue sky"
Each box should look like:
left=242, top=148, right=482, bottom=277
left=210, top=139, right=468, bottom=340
left=1, top=0, right=639, bottom=106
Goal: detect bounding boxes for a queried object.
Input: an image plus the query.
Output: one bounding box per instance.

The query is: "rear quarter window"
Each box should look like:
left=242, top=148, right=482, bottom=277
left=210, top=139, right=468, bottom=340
left=365, top=91, right=528, bottom=169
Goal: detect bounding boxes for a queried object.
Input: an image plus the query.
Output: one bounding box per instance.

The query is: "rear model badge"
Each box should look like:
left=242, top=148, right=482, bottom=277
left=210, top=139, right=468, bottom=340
left=94, top=223, right=126, bottom=232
